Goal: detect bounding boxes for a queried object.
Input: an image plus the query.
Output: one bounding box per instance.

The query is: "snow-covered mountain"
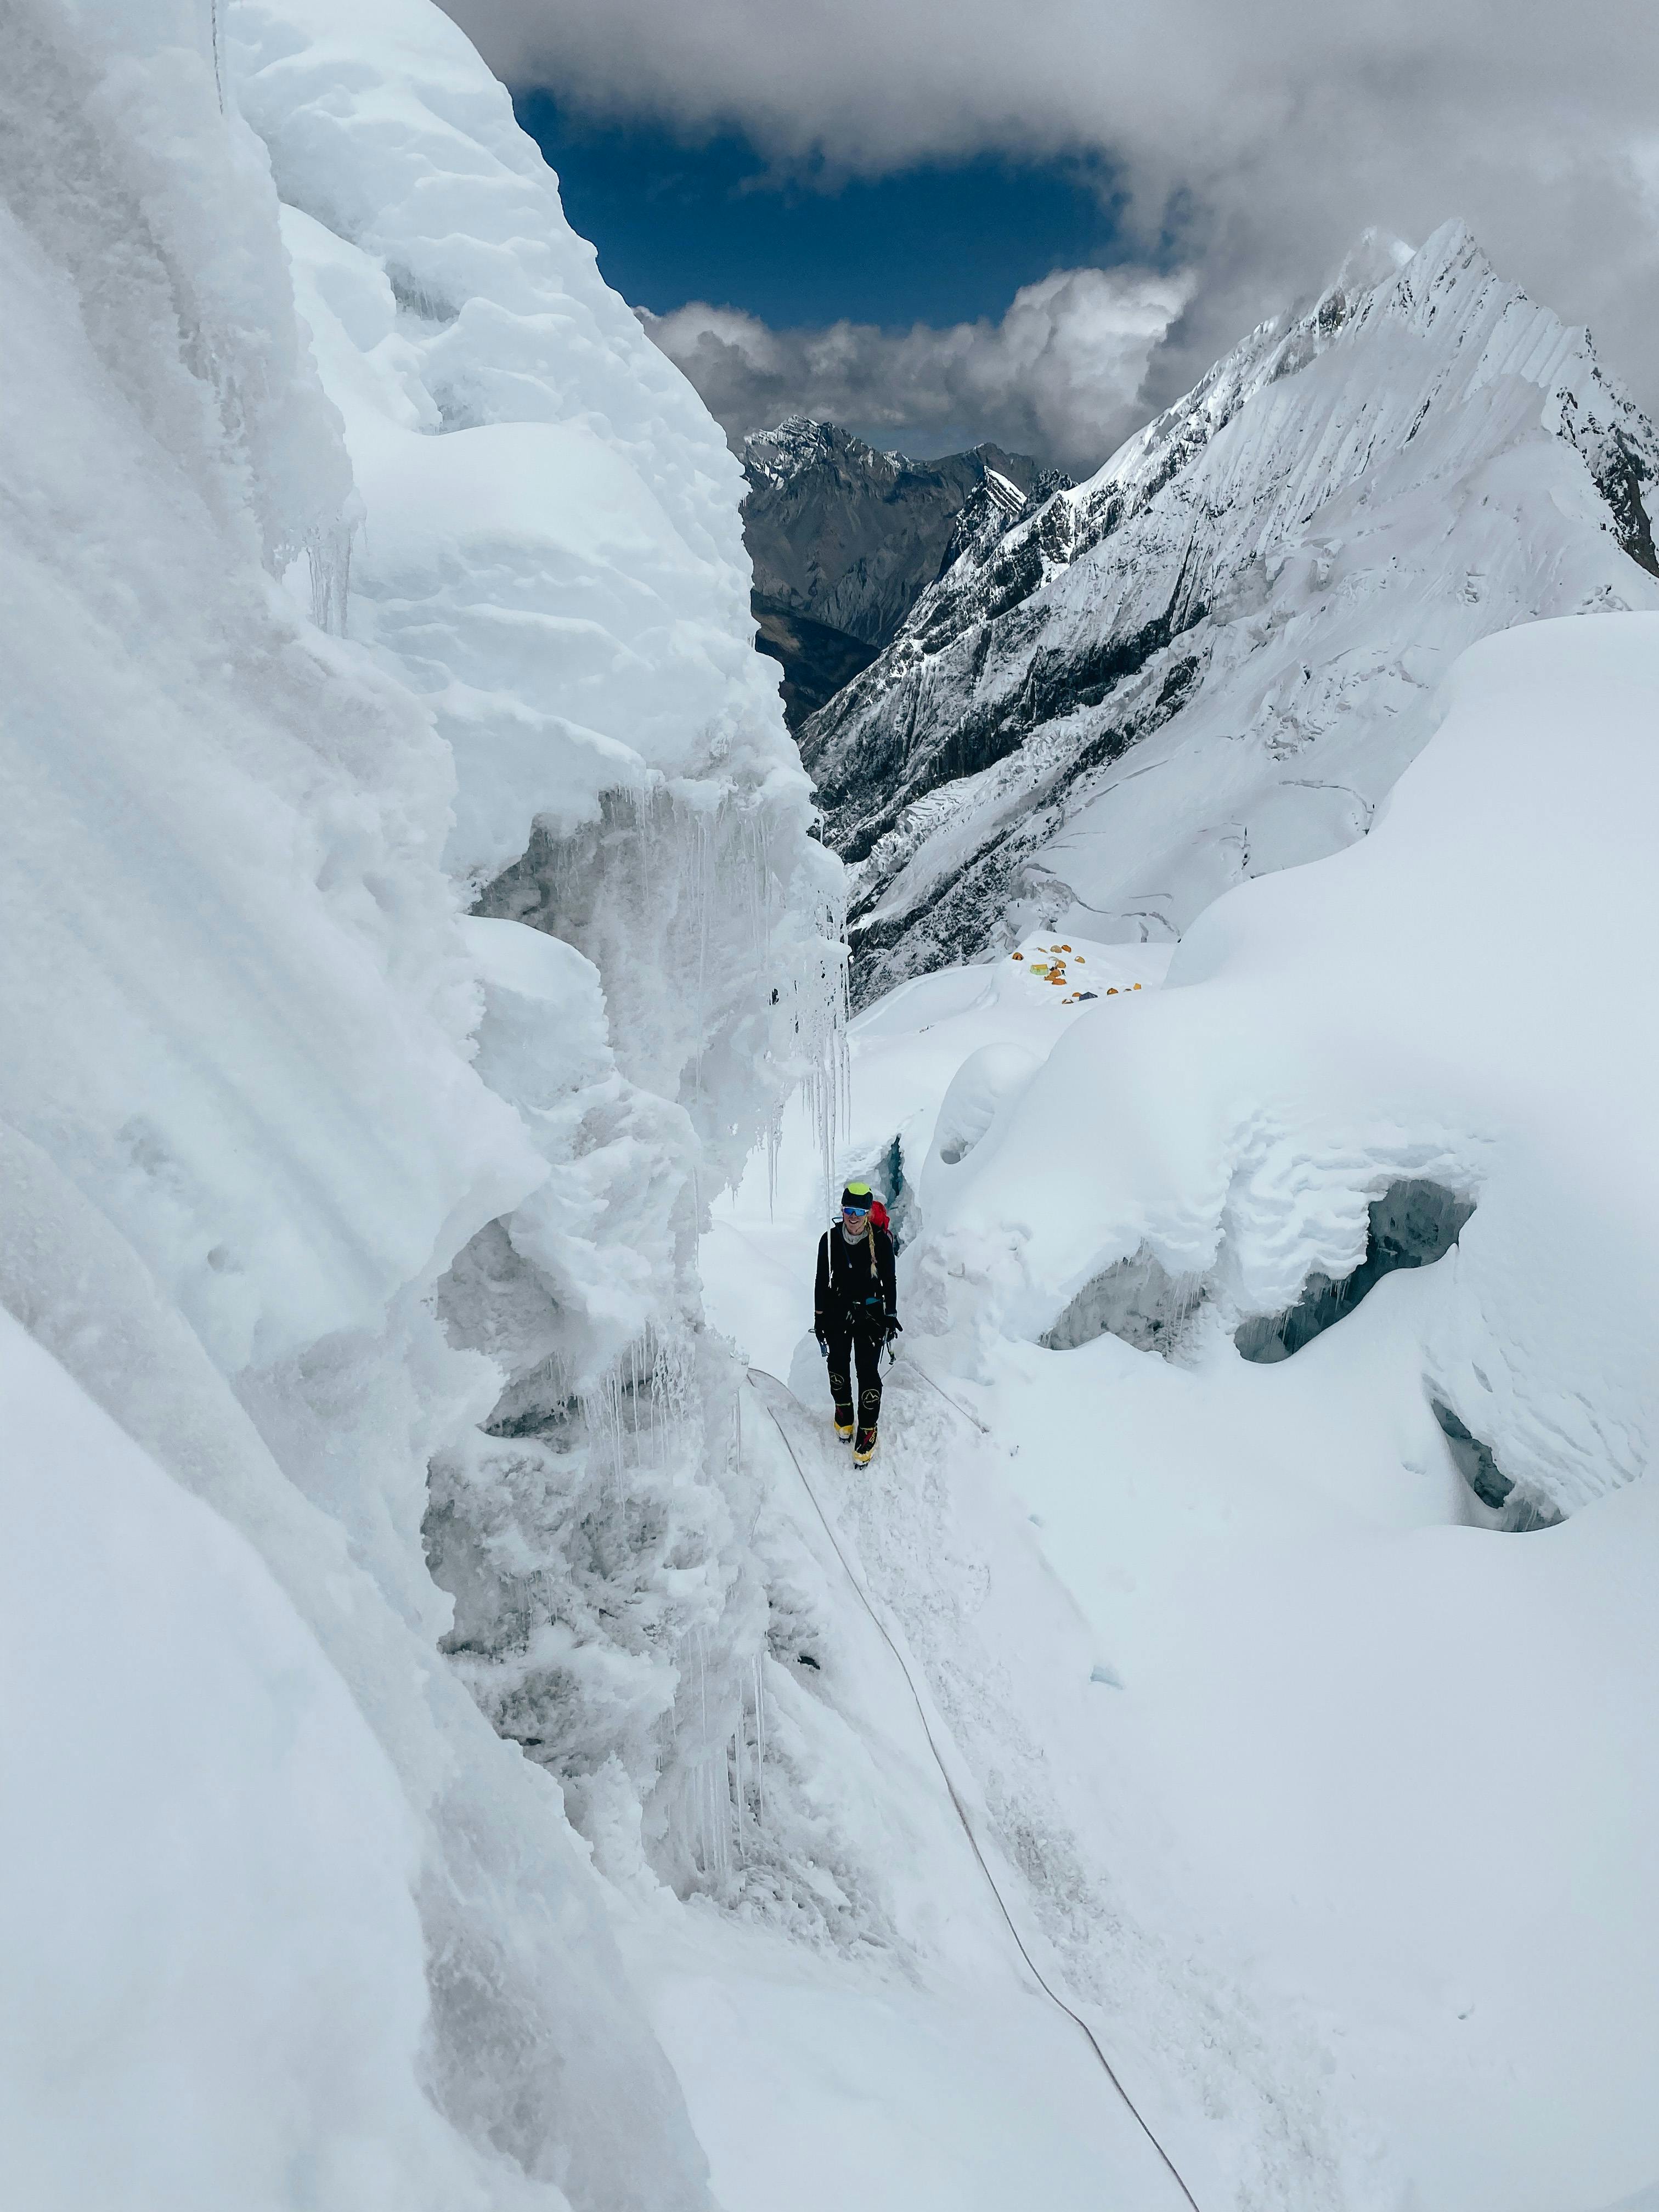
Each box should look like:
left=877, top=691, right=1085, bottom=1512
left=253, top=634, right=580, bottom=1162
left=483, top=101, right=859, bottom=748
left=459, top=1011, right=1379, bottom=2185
left=742, top=416, right=1066, bottom=723
left=801, top=225, right=1659, bottom=1002
left=8, top=4, right=1658, bottom=2208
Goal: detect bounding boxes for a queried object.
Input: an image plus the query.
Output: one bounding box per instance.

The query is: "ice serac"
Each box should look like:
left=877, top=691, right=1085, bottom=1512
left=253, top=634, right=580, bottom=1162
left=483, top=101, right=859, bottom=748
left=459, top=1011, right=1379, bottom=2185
left=802, top=222, right=1659, bottom=1002
left=234, top=0, right=843, bottom=1187
left=233, top=0, right=852, bottom=1926
left=3, top=0, right=839, bottom=2204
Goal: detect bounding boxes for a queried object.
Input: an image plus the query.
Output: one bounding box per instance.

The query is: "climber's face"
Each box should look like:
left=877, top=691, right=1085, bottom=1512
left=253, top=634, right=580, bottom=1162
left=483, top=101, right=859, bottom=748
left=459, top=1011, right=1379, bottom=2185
left=841, top=1203, right=870, bottom=1224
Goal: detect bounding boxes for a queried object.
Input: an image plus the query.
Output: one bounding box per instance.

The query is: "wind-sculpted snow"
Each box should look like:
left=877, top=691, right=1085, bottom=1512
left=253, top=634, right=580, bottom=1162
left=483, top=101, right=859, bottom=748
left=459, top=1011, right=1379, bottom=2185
left=1, top=1311, right=489, bottom=2212
left=234, top=2, right=843, bottom=1171
left=0, top=7, right=526, bottom=1379
left=239, top=0, right=844, bottom=1172
left=877, top=619, right=1659, bottom=2202
left=803, top=223, right=1659, bottom=1002
left=920, top=617, right=1659, bottom=1522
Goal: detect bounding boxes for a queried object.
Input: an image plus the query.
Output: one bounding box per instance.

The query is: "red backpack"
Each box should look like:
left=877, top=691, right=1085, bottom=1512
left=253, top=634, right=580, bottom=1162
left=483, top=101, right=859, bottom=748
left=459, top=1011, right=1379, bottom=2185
left=869, top=1197, right=891, bottom=1233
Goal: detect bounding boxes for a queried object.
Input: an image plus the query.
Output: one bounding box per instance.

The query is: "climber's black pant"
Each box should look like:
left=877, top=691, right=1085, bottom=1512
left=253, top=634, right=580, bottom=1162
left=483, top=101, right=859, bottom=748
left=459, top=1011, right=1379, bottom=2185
left=825, top=1328, right=884, bottom=1429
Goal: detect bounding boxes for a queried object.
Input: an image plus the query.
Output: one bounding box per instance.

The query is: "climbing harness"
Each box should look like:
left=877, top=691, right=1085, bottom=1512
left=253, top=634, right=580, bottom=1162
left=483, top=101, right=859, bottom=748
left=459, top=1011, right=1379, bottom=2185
left=745, top=1366, right=1205, bottom=2212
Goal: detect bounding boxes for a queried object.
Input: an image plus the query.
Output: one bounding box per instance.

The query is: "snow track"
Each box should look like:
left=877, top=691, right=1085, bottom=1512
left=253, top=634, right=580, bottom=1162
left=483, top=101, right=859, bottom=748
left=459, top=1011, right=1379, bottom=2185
left=746, top=1365, right=1204, bottom=2212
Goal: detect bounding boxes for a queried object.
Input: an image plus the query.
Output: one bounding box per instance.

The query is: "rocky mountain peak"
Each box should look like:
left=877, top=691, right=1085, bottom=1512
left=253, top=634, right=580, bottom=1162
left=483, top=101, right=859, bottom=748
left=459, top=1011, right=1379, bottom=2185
left=741, top=420, right=1066, bottom=726
left=798, top=222, right=1659, bottom=1005
left=743, top=414, right=855, bottom=484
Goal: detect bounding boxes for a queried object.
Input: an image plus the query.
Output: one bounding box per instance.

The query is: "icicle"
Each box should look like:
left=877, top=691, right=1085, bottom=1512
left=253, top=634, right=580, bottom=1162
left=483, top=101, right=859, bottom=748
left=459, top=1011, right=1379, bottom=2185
left=751, top=1650, right=766, bottom=1832
left=306, top=520, right=352, bottom=636
left=695, top=1627, right=712, bottom=1876
left=207, top=0, right=225, bottom=112
left=730, top=1726, right=745, bottom=1868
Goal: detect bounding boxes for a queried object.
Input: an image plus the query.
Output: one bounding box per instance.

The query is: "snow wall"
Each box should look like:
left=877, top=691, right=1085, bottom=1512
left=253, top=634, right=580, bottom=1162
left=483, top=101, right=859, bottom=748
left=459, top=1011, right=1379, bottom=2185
left=0, top=0, right=840, bottom=2204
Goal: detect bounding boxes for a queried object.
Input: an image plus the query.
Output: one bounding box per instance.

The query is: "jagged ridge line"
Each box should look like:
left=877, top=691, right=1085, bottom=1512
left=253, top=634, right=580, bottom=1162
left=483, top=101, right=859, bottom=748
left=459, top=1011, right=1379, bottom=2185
left=745, top=1366, right=1206, bottom=2212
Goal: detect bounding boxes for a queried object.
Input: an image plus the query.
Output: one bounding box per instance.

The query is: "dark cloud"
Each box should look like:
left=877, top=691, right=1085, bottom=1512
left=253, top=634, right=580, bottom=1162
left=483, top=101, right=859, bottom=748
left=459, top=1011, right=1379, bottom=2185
left=444, top=0, right=1659, bottom=442
left=641, top=268, right=1191, bottom=473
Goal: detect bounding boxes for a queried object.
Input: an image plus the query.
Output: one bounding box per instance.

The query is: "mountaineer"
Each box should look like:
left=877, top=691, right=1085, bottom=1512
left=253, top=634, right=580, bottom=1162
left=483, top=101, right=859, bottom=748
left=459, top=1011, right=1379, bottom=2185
left=814, top=1181, right=900, bottom=1465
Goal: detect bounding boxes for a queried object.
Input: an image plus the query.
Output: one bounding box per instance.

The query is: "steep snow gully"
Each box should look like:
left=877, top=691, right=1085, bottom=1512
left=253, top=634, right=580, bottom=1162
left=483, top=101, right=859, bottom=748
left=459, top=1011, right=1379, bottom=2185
left=3, top=1, right=1657, bottom=2208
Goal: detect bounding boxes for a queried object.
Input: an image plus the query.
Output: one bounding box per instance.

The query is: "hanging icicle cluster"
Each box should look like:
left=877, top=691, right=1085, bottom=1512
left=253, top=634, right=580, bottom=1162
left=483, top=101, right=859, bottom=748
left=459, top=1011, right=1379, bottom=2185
left=476, top=773, right=846, bottom=1198
left=428, top=634, right=856, bottom=1918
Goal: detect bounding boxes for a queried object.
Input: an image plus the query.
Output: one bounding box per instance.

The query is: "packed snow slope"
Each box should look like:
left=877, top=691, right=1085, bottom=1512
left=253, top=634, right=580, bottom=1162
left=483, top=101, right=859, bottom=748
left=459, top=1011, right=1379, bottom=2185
left=802, top=223, right=1659, bottom=1004
left=1, top=0, right=835, bottom=2205
left=710, top=613, right=1659, bottom=2209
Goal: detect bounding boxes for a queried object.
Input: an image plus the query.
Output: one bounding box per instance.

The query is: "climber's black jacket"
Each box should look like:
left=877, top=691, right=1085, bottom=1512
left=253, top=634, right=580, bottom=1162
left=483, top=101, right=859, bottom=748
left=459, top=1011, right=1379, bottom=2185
left=815, top=1220, right=897, bottom=1340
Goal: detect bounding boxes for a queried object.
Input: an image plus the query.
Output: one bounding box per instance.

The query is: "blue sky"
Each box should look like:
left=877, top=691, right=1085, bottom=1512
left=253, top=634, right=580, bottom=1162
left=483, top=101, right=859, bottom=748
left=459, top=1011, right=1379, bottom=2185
left=514, top=93, right=1126, bottom=331
left=459, top=1, right=1659, bottom=466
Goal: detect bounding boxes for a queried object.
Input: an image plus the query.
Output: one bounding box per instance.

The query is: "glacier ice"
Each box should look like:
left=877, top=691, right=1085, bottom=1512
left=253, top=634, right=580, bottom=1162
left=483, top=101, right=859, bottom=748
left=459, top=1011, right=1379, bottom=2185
left=0, top=0, right=843, bottom=2202
left=1040, top=1245, right=1209, bottom=1357
left=230, top=0, right=851, bottom=1904
left=1232, top=1178, right=1474, bottom=1364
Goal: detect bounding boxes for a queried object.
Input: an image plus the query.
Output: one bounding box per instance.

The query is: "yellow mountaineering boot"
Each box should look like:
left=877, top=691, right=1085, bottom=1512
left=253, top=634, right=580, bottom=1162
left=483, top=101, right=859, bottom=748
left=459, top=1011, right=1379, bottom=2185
left=852, top=1423, right=877, bottom=1467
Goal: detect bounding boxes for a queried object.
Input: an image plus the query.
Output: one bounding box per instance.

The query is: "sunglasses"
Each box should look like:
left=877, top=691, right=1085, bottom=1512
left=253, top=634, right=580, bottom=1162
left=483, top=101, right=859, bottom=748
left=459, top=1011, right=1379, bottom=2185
left=841, top=1203, right=871, bottom=1217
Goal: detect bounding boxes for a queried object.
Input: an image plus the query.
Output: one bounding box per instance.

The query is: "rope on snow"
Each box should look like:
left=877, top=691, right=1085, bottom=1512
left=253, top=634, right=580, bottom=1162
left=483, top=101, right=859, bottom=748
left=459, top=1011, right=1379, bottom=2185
left=744, top=1365, right=1205, bottom=2212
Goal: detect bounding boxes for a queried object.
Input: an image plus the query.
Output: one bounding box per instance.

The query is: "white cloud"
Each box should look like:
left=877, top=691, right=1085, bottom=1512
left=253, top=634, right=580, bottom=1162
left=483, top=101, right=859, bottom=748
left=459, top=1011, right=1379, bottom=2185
left=443, top=0, right=1659, bottom=426
left=641, top=267, right=1192, bottom=472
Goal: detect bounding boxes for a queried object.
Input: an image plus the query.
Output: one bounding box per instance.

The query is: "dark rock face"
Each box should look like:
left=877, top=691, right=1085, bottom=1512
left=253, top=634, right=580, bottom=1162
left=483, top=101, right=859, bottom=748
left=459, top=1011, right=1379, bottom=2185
left=740, top=418, right=1064, bottom=727
left=794, top=225, right=1659, bottom=1008
left=751, top=594, right=879, bottom=728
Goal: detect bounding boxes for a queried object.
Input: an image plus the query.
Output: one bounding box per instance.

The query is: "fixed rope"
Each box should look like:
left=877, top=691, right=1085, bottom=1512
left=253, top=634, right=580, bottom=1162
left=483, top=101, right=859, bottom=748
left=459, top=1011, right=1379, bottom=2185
left=745, top=1365, right=1205, bottom=2212
left=893, top=1347, right=990, bottom=1434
